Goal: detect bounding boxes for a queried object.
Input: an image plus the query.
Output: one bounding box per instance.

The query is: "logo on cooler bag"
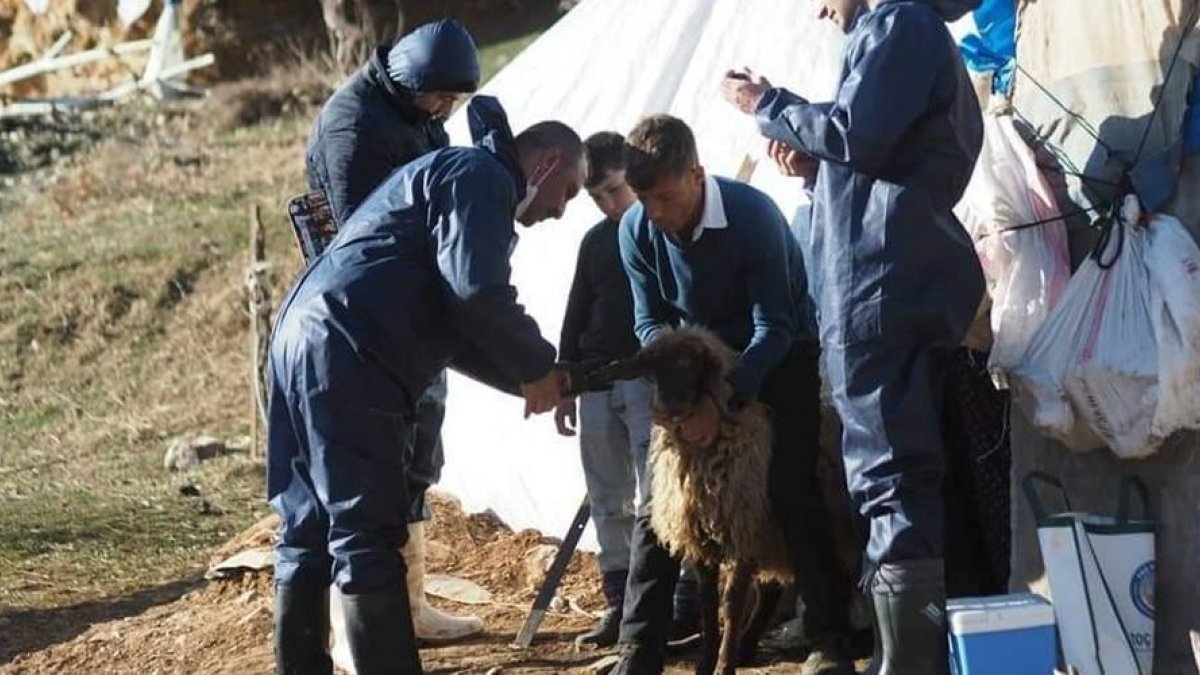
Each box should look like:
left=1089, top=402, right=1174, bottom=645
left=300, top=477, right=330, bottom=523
left=1131, top=561, right=1155, bottom=619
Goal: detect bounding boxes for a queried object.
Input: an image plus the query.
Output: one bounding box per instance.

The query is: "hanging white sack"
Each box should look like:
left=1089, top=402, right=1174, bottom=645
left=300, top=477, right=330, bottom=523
left=955, top=115, right=1071, bottom=378
left=1059, top=198, right=1158, bottom=458
left=1009, top=239, right=1109, bottom=452
left=1144, top=214, right=1200, bottom=438
left=1024, top=472, right=1156, bottom=675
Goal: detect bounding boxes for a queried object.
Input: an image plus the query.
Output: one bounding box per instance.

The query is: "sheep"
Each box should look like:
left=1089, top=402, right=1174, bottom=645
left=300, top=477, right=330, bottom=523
left=580, top=327, right=794, bottom=675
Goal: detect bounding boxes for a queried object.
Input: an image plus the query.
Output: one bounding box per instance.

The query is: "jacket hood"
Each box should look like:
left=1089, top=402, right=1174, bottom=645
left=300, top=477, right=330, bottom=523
left=467, top=95, right=525, bottom=197
left=386, top=19, right=480, bottom=94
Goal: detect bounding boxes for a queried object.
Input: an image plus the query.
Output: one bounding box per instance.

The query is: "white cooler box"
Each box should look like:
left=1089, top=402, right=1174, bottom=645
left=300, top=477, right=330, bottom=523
left=948, top=594, right=1057, bottom=675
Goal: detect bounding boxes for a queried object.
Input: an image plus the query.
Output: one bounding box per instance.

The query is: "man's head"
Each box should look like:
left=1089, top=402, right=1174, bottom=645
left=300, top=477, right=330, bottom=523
left=625, top=115, right=705, bottom=238
left=584, top=132, right=637, bottom=223
left=513, top=122, right=587, bottom=226
left=387, top=20, right=481, bottom=120
left=815, top=0, right=868, bottom=33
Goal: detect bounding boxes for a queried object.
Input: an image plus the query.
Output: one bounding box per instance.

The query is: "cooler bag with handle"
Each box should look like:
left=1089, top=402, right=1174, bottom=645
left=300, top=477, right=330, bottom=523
left=1023, top=472, right=1156, bottom=674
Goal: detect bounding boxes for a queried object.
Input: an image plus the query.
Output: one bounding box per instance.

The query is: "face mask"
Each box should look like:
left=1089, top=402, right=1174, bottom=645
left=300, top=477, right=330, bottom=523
left=514, top=156, right=560, bottom=221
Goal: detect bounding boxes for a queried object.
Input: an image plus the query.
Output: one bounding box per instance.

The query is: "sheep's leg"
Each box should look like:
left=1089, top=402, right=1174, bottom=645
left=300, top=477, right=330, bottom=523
left=695, top=563, right=721, bottom=675
left=737, top=581, right=782, bottom=665
left=716, top=562, right=753, bottom=675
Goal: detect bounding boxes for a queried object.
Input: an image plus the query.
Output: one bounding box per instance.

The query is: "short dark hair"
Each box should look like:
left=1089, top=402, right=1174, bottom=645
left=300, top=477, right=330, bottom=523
left=583, top=132, right=627, bottom=188
left=624, top=115, right=699, bottom=192
left=515, top=121, right=584, bottom=165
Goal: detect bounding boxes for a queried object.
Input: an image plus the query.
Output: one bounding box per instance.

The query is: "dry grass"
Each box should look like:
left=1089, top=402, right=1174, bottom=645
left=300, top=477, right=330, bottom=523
left=0, top=92, right=309, bottom=619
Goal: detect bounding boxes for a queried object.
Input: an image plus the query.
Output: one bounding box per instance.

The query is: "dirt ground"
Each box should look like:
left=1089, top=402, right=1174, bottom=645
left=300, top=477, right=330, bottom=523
left=0, top=493, right=850, bottom=674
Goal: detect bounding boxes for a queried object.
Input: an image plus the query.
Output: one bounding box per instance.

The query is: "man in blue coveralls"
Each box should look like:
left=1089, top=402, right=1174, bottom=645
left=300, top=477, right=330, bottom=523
left=304, top=18, right=486, bottom=643
left=611, top=115, right=855, bottom=675
left=721, top=0, right=985, bottom=671
left=267, top=96, right=585, bottom=675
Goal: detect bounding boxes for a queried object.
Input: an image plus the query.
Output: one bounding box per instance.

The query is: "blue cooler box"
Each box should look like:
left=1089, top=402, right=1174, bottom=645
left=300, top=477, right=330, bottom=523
left=948, top=593, right=1057, bottom=675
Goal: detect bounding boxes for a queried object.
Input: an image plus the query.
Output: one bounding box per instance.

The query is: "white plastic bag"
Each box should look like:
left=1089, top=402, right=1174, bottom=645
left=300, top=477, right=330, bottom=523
left=1060, top=212, right=1159, bottom=458
left=955, top=116, right=1072, bottom=377
left=1011, top=197, right=1155, bottom=456
left=1145, top=214, right=1200, bottom=437
left=1009, top=245, right=1108, bottom=452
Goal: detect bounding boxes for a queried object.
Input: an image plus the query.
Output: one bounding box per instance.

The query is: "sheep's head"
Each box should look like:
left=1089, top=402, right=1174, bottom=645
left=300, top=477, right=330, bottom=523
left=588, top=328, right=736, bottom=446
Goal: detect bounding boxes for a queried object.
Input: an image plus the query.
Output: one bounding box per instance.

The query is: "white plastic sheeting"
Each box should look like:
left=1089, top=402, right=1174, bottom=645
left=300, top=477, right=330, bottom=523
left=437, top=0, right=846, bottom=548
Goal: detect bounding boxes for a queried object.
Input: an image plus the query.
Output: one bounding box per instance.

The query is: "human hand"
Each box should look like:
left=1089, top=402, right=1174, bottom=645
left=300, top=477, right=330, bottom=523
left=768, top=139, right=819, bottom=183
left=521, top=369, right=566, bottom=418
left=554, top=399, right=578, bottom=437
left=720, top=68, right=773, bottom=115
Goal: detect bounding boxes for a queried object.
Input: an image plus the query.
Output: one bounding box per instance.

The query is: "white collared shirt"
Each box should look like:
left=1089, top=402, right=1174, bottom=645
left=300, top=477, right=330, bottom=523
left=689, top=174, right=728, bottom=243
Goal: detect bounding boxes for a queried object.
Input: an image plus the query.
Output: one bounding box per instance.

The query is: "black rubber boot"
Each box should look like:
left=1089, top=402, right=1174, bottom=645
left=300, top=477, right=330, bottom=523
left=274, top=582, right=333, bottom=675
left=667, top=574, right=700, bottom=644
left=340, top=586, right=424, bottom=674
left=866, top=559, right=948, bottom=675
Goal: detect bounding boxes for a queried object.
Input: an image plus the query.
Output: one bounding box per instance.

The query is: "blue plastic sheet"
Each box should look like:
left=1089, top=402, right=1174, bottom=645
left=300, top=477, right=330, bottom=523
left=958, top=0, right=1017, bottom=94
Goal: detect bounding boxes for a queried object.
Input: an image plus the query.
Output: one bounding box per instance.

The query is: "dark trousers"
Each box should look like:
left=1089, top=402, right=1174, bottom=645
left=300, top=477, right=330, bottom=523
left=406, top=371, right=447, bottom=522
left=618, top=341, right=853, bottom=666
left=825, top=339, right=952, bottom=568
left=266, top=329, right=416, bottom=596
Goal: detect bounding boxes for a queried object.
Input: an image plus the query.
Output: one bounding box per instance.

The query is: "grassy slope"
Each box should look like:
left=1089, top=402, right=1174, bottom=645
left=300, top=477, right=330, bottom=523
left=0, top=27, right=544, bottom=643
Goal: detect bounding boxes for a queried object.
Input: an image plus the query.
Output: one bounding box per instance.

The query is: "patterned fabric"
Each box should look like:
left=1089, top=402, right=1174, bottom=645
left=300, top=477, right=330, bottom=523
left=942, top=348, right=1012, bottom=595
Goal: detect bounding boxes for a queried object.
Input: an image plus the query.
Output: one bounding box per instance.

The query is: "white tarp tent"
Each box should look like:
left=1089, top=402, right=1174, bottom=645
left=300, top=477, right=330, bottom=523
left=438, top=0, right=847, bottom=549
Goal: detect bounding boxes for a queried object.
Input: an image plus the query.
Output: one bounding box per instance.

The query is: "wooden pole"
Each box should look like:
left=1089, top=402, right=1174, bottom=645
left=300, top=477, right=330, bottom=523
left=247, top=204, right=270, bottom=459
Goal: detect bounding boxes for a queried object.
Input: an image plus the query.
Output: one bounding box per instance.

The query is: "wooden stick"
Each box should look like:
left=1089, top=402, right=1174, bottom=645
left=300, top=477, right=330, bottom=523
left=247, top=204, right=270, bottom=459
left=0, top=39, right=153, bottom=89
left=0, top=53, right=215, bottom=119
left=41, top=32, right=74, bottom=62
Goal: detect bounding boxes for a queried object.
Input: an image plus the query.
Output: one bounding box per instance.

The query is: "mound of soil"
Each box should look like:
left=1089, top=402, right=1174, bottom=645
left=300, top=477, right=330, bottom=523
left=0, top=491, right=859, bottom=673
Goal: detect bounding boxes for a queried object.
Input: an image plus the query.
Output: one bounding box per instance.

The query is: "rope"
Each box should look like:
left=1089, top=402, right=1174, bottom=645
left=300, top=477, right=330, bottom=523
left=1014, top=63, right=1118, bottom=156
left=1131, top=2, right=1199, bottom=166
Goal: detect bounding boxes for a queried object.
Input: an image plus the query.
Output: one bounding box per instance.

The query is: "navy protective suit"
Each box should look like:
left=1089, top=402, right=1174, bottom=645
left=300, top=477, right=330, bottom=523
left=754, top=0, right=984, bottom=566
left=304, top=19, right=480, bottom=524
left=268, top=96, right=555, bottom=597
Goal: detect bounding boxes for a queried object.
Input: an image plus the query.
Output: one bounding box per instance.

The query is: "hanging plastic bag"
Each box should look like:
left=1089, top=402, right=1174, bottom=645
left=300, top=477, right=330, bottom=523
left=1059, top=208, right=1159, bottom=458
left=955, top=115, right=1071, bottom=379
left=1009, top=243, right=1107, bottom=452
left=1145, top=214, right=1200, bottom=438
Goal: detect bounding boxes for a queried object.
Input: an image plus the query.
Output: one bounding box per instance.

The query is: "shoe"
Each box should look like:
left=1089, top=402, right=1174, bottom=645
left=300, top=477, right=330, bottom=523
left=577, top=606, right=623, bottom=648
left=866, top=559, right=948, bottom=675
left=800, top=637, right=854, bottom=675
left=274, top=582, right=333, bottom=675
left=338, top=586, right=423, bottom=675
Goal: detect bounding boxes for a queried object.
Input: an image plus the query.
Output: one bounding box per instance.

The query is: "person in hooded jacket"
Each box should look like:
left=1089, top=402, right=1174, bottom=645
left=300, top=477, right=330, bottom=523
left=721, top=1, right=985, bottom=672
left=304, top=18, right=483, bottom=644
left=268, top=95, right=586, bottom=675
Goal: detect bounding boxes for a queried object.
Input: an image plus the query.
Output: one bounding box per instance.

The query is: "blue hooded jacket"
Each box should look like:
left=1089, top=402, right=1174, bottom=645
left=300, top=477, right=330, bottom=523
left=305, top=20, right=480, bottom=226
left=755, top=0, right=985, bottom=349
left=274, top=96, right=554, bottom=407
